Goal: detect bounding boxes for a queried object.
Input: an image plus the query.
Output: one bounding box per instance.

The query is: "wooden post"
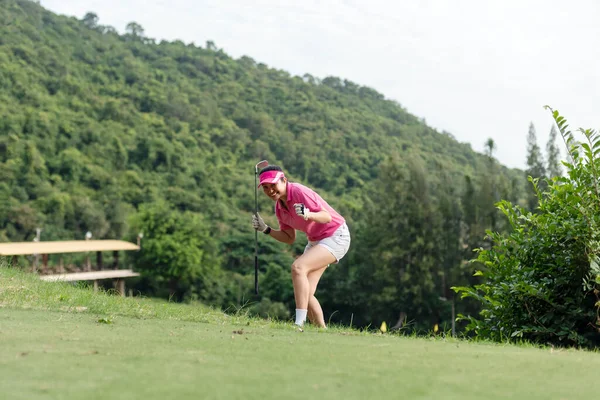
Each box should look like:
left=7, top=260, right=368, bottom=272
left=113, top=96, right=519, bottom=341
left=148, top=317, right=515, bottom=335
left=93, top=280, right=98, bottom=292
left=33, top=228, right=41, bottom=272
left=58, top=257, right=64, bottom=274
left=114, top=279, right=125, bottom=297
left=42, top=254, right=49, bottom=274
left=112, top=250, right=119, bottom=270
left=96, top=251, right=103, bottom=271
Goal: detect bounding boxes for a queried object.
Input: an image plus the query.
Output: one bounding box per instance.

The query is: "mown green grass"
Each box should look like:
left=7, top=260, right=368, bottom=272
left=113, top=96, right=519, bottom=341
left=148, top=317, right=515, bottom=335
left=0, top=265, right=238, bottom=325
left=1, top=265, right=599, bottom=400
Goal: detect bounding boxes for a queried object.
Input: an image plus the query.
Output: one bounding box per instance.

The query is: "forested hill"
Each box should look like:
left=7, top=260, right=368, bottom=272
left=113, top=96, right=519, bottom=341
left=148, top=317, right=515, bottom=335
left=0, top=0, right=526, bottom=328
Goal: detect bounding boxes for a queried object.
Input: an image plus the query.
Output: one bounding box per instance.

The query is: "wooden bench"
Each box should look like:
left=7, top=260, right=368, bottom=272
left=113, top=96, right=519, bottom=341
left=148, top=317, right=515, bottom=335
left=39, top=269, right=141, bottom=295
left=0, top=239, right=141, bottom=296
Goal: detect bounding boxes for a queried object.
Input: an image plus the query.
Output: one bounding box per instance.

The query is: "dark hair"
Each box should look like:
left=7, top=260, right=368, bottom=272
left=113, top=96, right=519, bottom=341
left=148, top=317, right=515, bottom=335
left=258, top=165, right=283, bottom=176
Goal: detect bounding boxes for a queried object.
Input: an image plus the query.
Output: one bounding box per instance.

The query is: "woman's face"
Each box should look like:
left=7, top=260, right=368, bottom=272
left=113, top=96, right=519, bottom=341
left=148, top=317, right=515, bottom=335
left=261, top=178, right=287, bottom=202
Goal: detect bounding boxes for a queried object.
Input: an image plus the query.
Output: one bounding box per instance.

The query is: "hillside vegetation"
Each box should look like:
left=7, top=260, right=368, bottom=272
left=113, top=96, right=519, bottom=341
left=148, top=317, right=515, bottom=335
left=1, top=0, right=528, bottom=330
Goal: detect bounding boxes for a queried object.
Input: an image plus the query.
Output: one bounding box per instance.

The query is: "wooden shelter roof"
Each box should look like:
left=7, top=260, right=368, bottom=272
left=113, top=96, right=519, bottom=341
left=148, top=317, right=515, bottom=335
left=0, top=240, right=140, bottom=256
left=39, top=270, right=140, bottom=282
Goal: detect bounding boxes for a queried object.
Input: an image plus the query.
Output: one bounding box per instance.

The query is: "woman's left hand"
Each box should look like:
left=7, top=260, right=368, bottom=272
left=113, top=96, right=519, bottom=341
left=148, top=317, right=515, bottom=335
left=293, top=203, right=311, bottom=220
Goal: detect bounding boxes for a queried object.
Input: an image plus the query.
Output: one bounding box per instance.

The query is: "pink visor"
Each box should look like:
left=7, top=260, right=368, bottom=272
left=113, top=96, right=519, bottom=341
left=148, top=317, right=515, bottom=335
left=258, top=170, right=285, bottom=187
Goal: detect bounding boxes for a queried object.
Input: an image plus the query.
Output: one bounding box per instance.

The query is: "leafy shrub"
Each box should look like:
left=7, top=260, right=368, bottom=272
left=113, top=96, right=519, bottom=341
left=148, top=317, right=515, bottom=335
left=454, top=108, right=600, bottom=348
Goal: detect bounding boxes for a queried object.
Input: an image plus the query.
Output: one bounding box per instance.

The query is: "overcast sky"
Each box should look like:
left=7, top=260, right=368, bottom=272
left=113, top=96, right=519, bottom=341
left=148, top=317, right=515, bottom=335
left=41, top=0, right=599, bottom=170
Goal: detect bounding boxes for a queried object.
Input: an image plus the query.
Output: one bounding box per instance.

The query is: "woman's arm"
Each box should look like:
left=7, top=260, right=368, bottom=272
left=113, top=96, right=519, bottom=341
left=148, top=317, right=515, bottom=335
left=253, top=213, right=295, bottom=244
left=268, top=227, right=296, bottom=245
left=294, top=203, right=332, bottom=224
left=307, top=209, right=332, bottom=224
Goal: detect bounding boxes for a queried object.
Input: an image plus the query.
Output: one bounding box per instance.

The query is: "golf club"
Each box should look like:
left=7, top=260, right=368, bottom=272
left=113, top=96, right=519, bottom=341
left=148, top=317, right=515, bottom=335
left=254, top=160, right=269, bottom=294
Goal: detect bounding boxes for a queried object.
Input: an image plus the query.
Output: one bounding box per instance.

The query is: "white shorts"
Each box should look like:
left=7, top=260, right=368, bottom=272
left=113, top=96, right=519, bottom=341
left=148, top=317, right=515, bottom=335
left=304, top=223, right=351, bottom=262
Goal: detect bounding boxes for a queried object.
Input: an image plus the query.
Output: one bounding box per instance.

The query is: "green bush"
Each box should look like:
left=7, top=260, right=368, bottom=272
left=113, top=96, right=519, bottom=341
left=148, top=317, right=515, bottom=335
left=454, top=108, right=600, bottom=348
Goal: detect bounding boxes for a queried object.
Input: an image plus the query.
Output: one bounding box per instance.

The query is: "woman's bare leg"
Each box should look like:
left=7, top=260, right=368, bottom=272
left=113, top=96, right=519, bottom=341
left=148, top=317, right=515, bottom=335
left=307, top=265, right=328, bottom=328
left=291, top=245, right=336, bottom=326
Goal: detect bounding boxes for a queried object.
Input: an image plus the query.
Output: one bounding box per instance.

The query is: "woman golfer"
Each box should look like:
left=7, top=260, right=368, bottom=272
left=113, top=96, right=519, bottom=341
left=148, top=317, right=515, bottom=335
left=252, top=165, right=351, bottom=330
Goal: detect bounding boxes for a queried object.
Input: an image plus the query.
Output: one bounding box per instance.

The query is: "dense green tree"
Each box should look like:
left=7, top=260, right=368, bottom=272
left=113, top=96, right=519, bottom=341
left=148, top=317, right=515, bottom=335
left=128, top=201, right=222, bottom=302
left=125, top=22, right=145, bottom=38
left=455, top=109, right=600, bottom=348
left=82, top=12, right=98, bottom=29
left=481, top=138, right=500, bottom=231
left=346, top=156, right=444, bottom=330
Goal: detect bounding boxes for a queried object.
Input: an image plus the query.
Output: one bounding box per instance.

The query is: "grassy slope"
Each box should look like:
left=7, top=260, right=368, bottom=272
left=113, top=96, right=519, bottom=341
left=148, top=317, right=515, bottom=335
left=1, top=266, right=598, bottom=400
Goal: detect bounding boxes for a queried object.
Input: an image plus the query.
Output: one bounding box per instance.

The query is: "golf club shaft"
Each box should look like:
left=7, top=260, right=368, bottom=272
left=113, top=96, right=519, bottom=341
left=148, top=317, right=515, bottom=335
left=254, top=168, right=259, bottom=294
left=253, top=160, right=268, bottom=296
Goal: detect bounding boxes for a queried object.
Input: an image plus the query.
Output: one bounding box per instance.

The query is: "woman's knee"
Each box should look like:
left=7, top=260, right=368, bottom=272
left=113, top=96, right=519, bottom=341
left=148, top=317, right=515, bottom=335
left=291, top=259, right=306, bottom=277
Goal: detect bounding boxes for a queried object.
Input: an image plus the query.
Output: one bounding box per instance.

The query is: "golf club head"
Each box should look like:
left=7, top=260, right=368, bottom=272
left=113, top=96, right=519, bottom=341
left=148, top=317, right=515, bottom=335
left=255, top=160, right=269, bottom=173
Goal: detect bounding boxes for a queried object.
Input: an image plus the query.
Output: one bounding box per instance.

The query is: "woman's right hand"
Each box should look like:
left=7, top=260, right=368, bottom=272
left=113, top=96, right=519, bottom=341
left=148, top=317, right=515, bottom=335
left=252, top=213, right=268, bottom=232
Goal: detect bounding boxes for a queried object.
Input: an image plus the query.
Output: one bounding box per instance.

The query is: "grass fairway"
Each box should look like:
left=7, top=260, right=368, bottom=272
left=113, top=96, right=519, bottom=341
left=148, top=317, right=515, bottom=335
left=1, top=267, right=599, bottom=399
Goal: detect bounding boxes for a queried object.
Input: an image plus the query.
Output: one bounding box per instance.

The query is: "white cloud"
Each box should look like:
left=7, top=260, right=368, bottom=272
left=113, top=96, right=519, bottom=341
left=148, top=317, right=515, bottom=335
left=41, top=0, right=600, bottom=169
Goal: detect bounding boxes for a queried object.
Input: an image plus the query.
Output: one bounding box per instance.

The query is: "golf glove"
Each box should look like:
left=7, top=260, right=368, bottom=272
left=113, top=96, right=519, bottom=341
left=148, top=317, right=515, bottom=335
left=252, top=213, right=268, bottom=232
left=294, top=203, right=311, bottom=221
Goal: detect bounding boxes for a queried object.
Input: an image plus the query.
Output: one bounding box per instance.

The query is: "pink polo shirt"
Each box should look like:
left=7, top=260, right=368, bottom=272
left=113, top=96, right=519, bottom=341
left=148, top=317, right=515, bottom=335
left=275, top=182, right=345, bottom=242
